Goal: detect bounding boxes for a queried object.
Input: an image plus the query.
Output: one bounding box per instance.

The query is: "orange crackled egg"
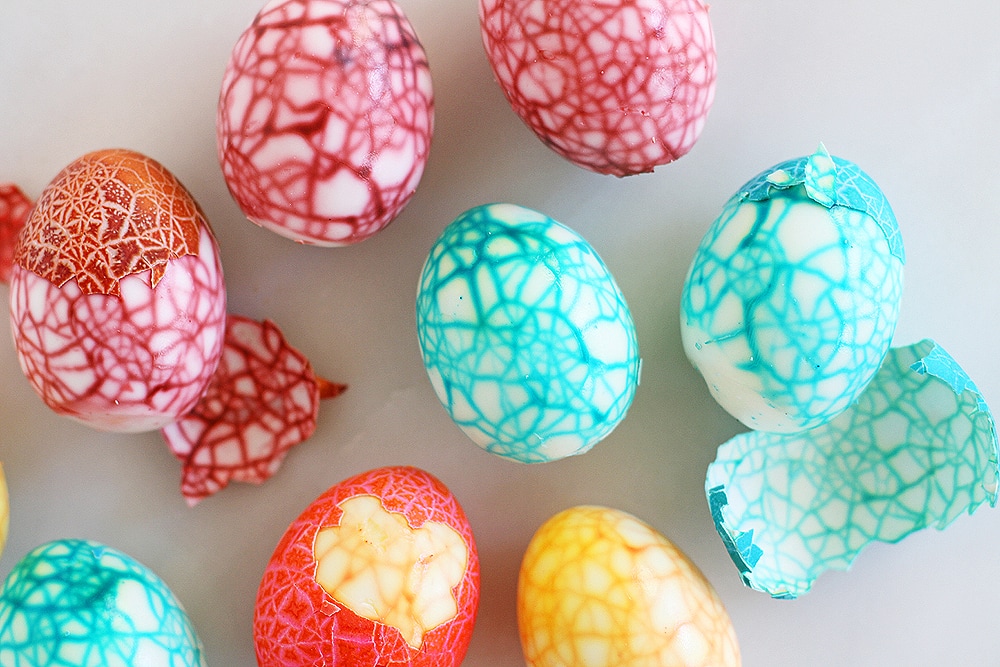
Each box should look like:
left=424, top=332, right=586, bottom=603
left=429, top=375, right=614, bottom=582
left=518, top=505, right=740, bottom=667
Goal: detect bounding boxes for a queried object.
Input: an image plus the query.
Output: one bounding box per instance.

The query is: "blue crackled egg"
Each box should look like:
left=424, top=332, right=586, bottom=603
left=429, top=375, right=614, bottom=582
left=680, top=146, right=905, bottom=433
left=0, top=539, right=206, bottom=667
left=416, top=203, right=640, bottom=463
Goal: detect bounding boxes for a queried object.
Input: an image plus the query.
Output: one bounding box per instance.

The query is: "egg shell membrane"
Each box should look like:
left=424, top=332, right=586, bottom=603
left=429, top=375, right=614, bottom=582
left=217, top=0, right=434, bottom=245
left=161, top=314, right=346, bottom=506
left=0, top=183, right=32, bottom=283
left=707, top=340, right=1000, bottom=599
left=479, top=0, right=716, bottom=176
left=518, top=505, right=741, bottom=667
left=254, top=466, right=480, bottom=667
left=0, top=539, right=206, bottom=666
left=13, top=148, right=202, bottom=296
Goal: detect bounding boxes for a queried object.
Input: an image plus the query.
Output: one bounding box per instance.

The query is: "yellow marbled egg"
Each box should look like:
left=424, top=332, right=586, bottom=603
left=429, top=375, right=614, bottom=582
left=518, top=506, right=740, bottom=667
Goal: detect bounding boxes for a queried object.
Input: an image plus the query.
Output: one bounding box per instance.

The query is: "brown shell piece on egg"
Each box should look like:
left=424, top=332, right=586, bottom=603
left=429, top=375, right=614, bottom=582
left=12, top=148, right=202, bottom=295
left=161, top=315, right=346, bottom=506
left=0, top=183, right=32, bottom=283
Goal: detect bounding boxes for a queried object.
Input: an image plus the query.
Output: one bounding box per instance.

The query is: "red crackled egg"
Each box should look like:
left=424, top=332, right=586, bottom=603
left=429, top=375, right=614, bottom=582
left=218, top=0, right=434, bottom=246
left=479, top=0, right=716, bottom=176
left=255, top=466, right=480, bottom=666
left=8, top=149, right=227, bottom=432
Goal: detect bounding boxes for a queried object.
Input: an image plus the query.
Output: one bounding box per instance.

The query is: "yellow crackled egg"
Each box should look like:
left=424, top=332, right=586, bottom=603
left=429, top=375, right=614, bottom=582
left=518, top=506, right=740, bottom=667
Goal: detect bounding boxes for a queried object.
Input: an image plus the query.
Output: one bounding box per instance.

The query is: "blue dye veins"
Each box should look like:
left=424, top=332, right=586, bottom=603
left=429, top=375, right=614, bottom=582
left=706, top=341, right=1000, bottom=599
left=0, top=539, right=206, bottom=666
left=416, top=203, right=640, bottom=463
left=680, top=147, right=904, bottom=433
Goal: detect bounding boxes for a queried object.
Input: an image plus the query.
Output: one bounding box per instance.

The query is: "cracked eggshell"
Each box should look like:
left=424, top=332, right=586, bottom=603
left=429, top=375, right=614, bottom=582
left=217, top=0, right=434, bottom=246
left=8, top=149, right=227, bottom=433
left=254, top=466, right=480, bottom=667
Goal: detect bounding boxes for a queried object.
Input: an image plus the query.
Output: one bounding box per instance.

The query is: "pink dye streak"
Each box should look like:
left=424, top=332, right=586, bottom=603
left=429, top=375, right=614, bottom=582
left=217, top=0, right=434, bottom=246
left=480, top=0, right=716, bottom=176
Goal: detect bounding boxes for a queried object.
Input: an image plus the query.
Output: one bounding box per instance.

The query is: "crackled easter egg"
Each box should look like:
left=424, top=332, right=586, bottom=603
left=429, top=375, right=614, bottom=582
left=254, top=466, right=480, bottom=666
left=0, top=539, right=206, bottom=666
left=416, top=203, right=640, bottom=463
left=479, top=0, right=716, bottom=176
left=218, top=0, right=434, bottom=245
left=518, top=506, right=741, bottom=667
left=9, top=148, right=227, bottom=432
left=680, top=146, right=905, bottom=433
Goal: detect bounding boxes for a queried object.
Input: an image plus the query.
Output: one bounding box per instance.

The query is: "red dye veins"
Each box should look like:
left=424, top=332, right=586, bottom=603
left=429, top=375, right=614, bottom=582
left=0, top=183, right=32, bottom=283
left=161, top=315, right=346, bottom=506
left=217, top=0, right=434, bottom=246
left=479, top=0, right=717, bottom=176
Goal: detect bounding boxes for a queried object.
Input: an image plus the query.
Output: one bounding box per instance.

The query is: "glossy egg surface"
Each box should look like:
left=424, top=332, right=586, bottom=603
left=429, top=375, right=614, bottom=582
left=680, top=147, right=904, bottom=433
left=479, top=0, right=716, bottom=176
left=218, top=0, right=434, bottom=245
left=415, top=203, right=640, bottom=463
left=254, top=466, right=480, bottom=667
left=0, top=539, right=206, bottom=667
left=518, top=505, right=741, bottom=667
left=9, top=149, right=227, bottom=432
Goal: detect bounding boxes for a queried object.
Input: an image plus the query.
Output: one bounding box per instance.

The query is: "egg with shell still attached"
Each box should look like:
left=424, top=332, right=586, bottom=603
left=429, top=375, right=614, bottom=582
left=217, top=0, right=434, bottom=245
left=680, top=146, right=905, bottom=433
left=416, top=203, right=640, bottom=463
left=8, top=148, right=227, bottom=432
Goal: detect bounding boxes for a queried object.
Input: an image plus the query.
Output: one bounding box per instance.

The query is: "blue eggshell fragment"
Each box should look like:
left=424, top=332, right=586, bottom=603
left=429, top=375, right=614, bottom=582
left=0, top=539, right=207, bottom=666
left=680, top=145, right=905, bottom=433
left=706, top=340, right=1000, bottom=599
left=416, top=203, right=640, bottom=463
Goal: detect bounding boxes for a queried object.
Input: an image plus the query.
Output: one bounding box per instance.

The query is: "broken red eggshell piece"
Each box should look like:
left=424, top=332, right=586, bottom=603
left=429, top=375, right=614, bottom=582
left=8, top=149, right=227, bottom=432
left=161, top=315, right=346, bottom=506
left=0, top=183, right=32, bottom=283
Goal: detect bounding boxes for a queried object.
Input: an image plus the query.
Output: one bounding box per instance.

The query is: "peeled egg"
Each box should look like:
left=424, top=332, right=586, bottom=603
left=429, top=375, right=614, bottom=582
left=479, top=0, right=716, bottom=176
left=9, top=148, right=227, bottom=432
left=680, top=146, right=905, bottom=433
left=217, top=0, right=434, bottom=245
left=415, top=203, right=640, bottom=463
left=0, top=539, right=206, bottom=666
left=518, top=506, right=741, bottom=667
left=254, top=466, right=480, bottom=667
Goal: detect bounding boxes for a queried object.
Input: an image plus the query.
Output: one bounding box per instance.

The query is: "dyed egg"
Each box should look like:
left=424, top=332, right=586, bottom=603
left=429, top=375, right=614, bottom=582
left=479, top=0, right=716, bottom=176
left=680, top=146, right=905, bottom=433
left=254, top=466, right=480, bottom=666
left=0, top=539, right=206, bottom=666
left=217, top=0, right=434, bottom=245
left=8, top=149, right=227, bottom=432
left=415, top=203, right=640, bottom=463
left=518, top=506, right=741, bottom=667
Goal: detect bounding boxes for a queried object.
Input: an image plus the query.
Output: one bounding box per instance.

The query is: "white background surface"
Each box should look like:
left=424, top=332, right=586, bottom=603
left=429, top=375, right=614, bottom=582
left=2, top=1, right=1000, bottom=665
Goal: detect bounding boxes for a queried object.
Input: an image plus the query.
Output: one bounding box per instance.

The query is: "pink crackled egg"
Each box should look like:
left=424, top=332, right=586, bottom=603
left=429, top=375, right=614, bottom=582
left=217, top=0, right=434, bottom=246
left=479, top=0, right=716, bottom=176
left=9, top=149, right=227, bottom=432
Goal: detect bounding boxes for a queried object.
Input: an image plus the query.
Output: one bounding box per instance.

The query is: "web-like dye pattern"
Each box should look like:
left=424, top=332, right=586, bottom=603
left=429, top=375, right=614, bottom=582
left=254, top=466, right=479, bottom=667
left=416, top=203, right=640, bottom=463
left=162, top=315, right=346, bottom=505
left=681, top=148, right=904, bottom=433
left=707, top=341, right=1000, bottom=599
left=218, top=0, right=434, bottom=245
left=479, top=0, right=716, bottom=176
left=13, top=149, right=202, bottom=296
left=518, top=506, right=741, bottom=667
left=0, top=539, right=206, bottom=667
left=0, top=183, right=32, bottom=283
left=9, top=223, right=227, bottom=432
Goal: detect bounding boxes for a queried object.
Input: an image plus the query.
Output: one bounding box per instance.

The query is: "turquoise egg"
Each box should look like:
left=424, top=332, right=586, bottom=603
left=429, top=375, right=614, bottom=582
left=0, top=539, right=206, bottom=667
left=680, top=146, right=905, bottom=433
left=416, top=203, right=640, bottom=463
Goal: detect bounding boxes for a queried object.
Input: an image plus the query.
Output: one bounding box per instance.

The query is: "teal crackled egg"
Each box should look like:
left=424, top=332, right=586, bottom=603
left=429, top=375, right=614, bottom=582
left=680, top=146, right=905, bottom=433
left=416, top=203, right=640, bottom=463
left=0, top=539, right=206, bottom=667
